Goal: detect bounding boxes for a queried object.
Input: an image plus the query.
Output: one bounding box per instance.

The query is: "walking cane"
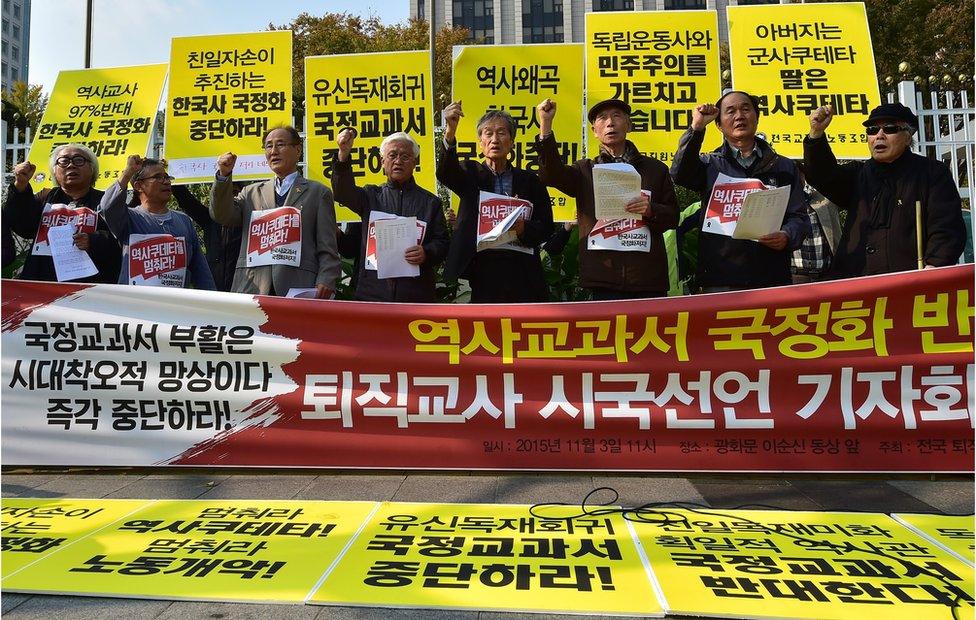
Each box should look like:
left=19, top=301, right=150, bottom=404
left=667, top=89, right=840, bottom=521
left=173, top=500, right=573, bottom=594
left=915, top=200, right=924, bottom=270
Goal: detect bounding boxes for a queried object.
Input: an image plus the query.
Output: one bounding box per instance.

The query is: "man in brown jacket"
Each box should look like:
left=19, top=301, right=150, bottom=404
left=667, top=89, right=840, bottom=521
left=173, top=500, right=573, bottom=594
left=535, top=98, right=678, bottom=300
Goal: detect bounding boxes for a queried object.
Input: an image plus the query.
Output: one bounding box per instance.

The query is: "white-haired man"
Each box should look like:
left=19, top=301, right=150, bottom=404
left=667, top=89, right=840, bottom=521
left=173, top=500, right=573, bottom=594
left=333, top=129, right=449, bottom=302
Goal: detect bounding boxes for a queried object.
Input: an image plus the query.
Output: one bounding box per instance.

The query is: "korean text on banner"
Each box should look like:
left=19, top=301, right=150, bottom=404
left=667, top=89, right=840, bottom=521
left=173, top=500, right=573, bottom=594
left=893, top=513, right=976, bottom=566
left=452, top=44, right=584, bottom=222
left=305, top=51, right=435, bottom=222
left=165, top=31, right=293, bottom=184
left=585, top=11, right=722, bottom=165
left=727, top=2, right=881, bottom=158
left=27, top=64, right=167, bottom=191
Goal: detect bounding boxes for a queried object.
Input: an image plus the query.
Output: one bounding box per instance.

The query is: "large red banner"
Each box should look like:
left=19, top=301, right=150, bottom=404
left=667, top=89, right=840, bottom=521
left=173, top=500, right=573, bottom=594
left=2, top=265, right=973, bottom=471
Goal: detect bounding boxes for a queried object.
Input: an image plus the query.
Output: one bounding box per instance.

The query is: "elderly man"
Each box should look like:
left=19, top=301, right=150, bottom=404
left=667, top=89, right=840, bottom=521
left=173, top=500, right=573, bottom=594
left=804, top=102, right=965, bottom=277
left=535, top=98, right=678, bottom=300
left=438, top=103, right=553, bottom=303
left=671, top=91, right=809, bottom=292
left=212, top=126, right=340, bottom=298
left=3, top=144, right=121, bottom=283
left=332, top=129, right=449, bottom=302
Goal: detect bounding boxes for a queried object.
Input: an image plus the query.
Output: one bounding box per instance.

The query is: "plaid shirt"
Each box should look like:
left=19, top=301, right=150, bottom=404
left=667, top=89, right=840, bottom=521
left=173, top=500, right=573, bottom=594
left=791, top=195, right=832, bottom=276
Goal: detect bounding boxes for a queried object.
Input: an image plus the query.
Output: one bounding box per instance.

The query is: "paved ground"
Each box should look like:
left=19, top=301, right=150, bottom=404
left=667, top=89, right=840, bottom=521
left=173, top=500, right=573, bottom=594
left=2, top=469, right=973, bottom=619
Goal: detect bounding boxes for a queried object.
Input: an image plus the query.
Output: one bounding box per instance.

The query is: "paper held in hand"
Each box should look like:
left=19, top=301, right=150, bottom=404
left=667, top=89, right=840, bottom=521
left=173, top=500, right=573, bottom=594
left=703, top=173, right=789, bottom=239
left=477, top=192, right=533, bottom=254
left=365, top=212, right=426, bottom=272
left=592, top=163, right=642, bottom=221
left=374, top=216, right=420, bottom=280
left=47, top=224, right=99, bottom=282
left=731, top=185, right=791, bottom=240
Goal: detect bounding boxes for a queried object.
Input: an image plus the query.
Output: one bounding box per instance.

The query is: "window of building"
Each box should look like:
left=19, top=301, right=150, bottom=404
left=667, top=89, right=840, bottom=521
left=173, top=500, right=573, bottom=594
left=736, top=0, right=778, bottom=4
left=453, top=0, right=494, bottom=44
left=418, top=0, right=425, bottom=19
left=11, top=44, right=17, bottom=60
left=10, top=66, right=17, bottom=81
left=593, top=0, right=633, bottom=10
left=13, top=3, right=20, bottom=18
left=522, top=0, right=564, bottom=43
left=2, top=19, right=9, bottom=34
left=664, top=0, right=704, bottom=8
left=1, top=40, right=6, bottom=54
left=12, top=24, right=19, bottom=39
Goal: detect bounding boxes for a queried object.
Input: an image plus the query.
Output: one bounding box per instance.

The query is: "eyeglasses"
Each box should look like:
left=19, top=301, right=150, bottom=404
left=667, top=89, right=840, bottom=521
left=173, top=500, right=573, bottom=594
left=138, top=173, right=174, bottom=182
left=55, top=155, right=90, bottom=168
left=384, top=151, right=415, bottom=162
left=264, top=141, right=298, bottom=151
left=865, top=124, right=908, bottom=136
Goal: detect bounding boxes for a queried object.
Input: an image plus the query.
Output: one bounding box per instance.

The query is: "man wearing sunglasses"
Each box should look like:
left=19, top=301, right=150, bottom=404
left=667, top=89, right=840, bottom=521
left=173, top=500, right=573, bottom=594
left=804, top=102, right=965, bottom=278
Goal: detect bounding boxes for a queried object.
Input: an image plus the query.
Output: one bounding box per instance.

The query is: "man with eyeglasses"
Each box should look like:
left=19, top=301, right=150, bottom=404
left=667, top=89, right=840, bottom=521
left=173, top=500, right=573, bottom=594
left=2, top=144, right=121, bottom=283
left=804, top=102, right=965, bottom=278
left=211, top=126, right=340, bottom=298
left=332, top=129, right=449, bottom=302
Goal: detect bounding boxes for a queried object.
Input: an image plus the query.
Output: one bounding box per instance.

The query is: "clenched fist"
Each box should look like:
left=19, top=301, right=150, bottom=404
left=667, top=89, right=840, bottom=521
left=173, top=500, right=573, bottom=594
left=691, top=104, right=719, bottom=131
left=337, top=128, right=357, bottom=161
left=808, top=105, right=834, bottom=139
left=217, top=152, right=237, bottom=177
left=536, top=98, right=557, bottom=136
left=12, top=161, right=36, bottom=191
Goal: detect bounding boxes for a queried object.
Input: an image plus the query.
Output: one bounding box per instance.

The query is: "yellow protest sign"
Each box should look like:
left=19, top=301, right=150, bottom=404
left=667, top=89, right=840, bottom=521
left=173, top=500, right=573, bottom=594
left=165, top=31, right=293, bottom=184
left=451, top=44, right=584, bottom=222
left=305, top=51, right=435, bottom=223
left=1, top=498, right=152, bottom=577
left=634, top=509, right=974, bottom=619
left=585, top=11, right=722, bottom=166
left=727, top=2, right=882, bottom=159
left=894, top=513, right=975, bottom=566
left=26, top=64, right=167, bottom=191
left=2, top=499, right=377, bottom=603
left=308, top=501, right=663, bottom=615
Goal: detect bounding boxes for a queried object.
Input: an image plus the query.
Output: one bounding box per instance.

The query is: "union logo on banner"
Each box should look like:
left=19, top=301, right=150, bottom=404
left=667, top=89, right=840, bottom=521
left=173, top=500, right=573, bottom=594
left=33, top=205, right=98, bottom=256
left=246, top=206, right=302, bottom=267
left=703, top=173, right=767, bottom=237
left=128, top=233, right=187, bottom=288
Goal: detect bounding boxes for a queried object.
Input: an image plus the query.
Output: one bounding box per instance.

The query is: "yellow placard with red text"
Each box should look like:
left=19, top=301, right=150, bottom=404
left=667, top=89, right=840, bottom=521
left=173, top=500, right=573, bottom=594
left=164, top=31, right=293, bottom=184
left=451, top=44, right=584, bottom=222
left=585, top=10, right=722, bottom=165
left=26, top=65, right=167, bottom=191
left=304, top=51, right=435, bottom=223
left=727, top=2, right=882, bottom=158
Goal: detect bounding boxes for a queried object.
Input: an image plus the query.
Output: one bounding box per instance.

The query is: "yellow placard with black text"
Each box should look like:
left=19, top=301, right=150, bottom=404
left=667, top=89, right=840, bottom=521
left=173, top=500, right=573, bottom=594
left=305, top=51, right=435, bottom=223
left=26, top=65, right=167, bottom=191
left=634, top=509, right=974, bottom=619
left=727, top=3, right=882, bottom=158
left=308, top=501, right=664, bottom=615
left=893, top=513, right=975, bottom=566
left=1, top=499, right=377, bottom=603
left=165, top=31, right=293, bottom=184
left=452, top=44, right=584, bottom=222
left=1, top=498, right=152, bottom=578
left=585, top=11, right=722, bottom=165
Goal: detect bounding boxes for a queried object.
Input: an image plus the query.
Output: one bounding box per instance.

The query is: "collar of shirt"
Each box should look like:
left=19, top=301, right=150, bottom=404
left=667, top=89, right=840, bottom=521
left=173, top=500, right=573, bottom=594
left=732, top=144, right=761, bottom=168
left=275, top=171, right=299, bottom=197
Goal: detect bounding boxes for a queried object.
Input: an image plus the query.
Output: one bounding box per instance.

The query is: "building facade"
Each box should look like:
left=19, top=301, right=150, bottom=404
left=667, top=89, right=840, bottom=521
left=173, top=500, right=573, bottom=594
left=1, top=0, right=30, bottom=91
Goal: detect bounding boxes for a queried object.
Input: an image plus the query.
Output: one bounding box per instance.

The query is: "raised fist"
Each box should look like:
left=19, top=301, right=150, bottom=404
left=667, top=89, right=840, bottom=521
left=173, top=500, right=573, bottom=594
left=217, top=152, right=237, bottom=177
left=12, top=161, right=35, bottom=191
left=808, top=105, right=834, bottom=139
left=691, top=104, right=719, bottom=131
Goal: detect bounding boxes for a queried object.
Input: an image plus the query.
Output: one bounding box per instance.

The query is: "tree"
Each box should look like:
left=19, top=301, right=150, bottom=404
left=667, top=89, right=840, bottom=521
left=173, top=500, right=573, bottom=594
left=1, top=81, right=48, bottom=134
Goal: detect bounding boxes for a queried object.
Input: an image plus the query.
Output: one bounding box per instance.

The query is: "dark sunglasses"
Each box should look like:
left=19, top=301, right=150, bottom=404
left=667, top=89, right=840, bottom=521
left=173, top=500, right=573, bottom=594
left=865, top=124, right=908, bottom=136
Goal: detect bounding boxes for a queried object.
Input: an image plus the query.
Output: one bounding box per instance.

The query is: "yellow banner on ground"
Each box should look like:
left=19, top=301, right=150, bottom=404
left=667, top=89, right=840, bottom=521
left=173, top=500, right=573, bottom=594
left=893, top=513, right=975, bottom=566
left=451, top=44, right=584, bottom=222
left=305, top=51, right=435, bottom=222
left=634, top=509, right=975, bottom=619
left=1, top=498, right=152, bottom=577
left=26, top=65, right=167, bottom=191
left=308, top=501, right=663, bottom=615
left=585, top=11, right=722, bottom=165
left=1, top=499, right=377, bottom=603
left=727, top=3, right=881, bottom=159
left=164, top=31, right=293, bottom=184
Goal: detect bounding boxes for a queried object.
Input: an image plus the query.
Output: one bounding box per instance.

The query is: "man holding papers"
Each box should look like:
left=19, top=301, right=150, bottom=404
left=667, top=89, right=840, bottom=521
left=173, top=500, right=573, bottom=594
left=439, top=105, right=553, bottom=303
left=536, top=98, right=678, bottom=301
left=333, top=130, right=449, bottom=302
left=672, top=91, right=808, bottom=293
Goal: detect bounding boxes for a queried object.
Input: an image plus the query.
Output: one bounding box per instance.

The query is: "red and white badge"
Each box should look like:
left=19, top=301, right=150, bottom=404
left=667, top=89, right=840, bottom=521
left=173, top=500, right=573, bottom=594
left=128, top=233, right=187, bottom=288
left=33, top=203, right=98, bottom=256
left=365, top=212, right=427, bottom=272
left=703, top=173, right=767, bottom=237
left=476, top=191, right=534, bottom=254
left=587, top=189, right=652, bottom=252
left=246, top=206, right=302, bottom=267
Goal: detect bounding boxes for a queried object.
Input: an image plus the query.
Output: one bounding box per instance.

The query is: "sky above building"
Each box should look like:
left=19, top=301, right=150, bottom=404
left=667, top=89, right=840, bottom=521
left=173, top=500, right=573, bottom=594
left=28, top=0, right=409, bottom=94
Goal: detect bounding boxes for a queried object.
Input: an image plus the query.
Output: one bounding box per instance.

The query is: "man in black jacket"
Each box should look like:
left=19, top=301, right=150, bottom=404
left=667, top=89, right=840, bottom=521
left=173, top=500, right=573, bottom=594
left=333, top=129, right=449, bottom=302
left=804, top=102, right=965, bottom=277
left=171, top=184, right=243, bottom=293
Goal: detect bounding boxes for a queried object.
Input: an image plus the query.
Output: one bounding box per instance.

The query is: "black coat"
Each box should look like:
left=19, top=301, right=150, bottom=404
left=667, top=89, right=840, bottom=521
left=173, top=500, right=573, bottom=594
left=803, top=135, right=965, bottom=278
left=171, top=185, right=242, bottom=293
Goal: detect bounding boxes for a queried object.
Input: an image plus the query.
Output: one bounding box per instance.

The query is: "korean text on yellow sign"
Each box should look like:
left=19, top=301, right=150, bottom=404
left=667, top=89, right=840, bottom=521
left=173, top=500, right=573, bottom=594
left=27, top=65, right=167, bottom=191
left=309, top=501, right=663, bottom=615
left=727, top=3, right=882, bottom=158
left=165, top=31, right=293, bottom=184
left=305, top=51, right=435, bottom=222
left=634, top=509, right=975, bottom=619
left=1, top=499, right=377, bottom=603
left=894, top=513, right=976, bottom=566
left=585, top=11, right=722, bottom=165
left=452, top=44, right=584, bottom=222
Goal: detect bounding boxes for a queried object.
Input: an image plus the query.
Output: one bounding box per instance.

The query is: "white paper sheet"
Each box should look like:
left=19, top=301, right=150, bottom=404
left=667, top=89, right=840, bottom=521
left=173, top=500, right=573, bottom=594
left=592, top=162, right=642, bottom=220
left=375, top=216, right=420, bottom=279
left=731, top=185, right=792, bottom=240
left=476, top=192, right=533, bottom=254
left=285, top=288, right=319, bottom=299
left=47, top=224, right=98, bottom=282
